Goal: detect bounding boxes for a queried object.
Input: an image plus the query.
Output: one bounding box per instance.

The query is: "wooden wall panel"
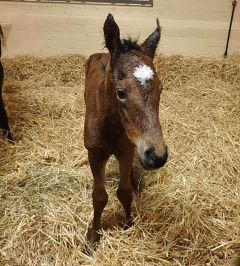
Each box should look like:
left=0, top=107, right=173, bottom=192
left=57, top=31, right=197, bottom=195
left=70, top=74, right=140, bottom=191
left=0, top=0, right=239, bottom=57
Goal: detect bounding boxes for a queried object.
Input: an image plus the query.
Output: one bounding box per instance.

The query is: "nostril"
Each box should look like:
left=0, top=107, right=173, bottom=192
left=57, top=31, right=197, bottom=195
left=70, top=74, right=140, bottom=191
left=144, top=148, right=155, bottom=159
left=141, top=147, right=168, bottom=170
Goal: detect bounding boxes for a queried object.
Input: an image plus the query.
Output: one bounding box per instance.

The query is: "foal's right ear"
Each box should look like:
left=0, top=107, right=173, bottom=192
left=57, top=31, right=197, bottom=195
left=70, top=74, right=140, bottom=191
left=103, top=14, right=123, bottom=59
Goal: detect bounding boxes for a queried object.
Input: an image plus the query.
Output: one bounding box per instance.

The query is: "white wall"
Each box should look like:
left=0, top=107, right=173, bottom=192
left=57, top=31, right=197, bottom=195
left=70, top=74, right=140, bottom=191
left=0, top=0, right=240, bottom=57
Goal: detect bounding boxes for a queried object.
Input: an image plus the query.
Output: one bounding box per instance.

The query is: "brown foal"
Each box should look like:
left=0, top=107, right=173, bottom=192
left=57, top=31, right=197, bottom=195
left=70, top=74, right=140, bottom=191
left=84, top=14, right=168, bottom=248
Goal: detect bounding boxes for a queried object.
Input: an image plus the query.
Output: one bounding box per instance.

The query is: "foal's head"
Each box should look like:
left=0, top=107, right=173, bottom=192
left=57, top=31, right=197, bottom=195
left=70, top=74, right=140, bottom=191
left=104, top=14, right=168, bottom=170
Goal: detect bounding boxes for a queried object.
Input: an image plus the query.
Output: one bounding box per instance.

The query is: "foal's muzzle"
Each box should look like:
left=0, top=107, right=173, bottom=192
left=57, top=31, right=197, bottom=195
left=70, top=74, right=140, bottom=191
left=141, top=147, right=168, bottom=170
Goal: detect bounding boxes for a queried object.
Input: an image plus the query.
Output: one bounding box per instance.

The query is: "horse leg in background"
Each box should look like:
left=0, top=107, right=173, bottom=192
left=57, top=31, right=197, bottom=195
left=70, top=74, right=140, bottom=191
left=0, top=63, right=13, bottom=142
left=0, top=99, right=13, bottom=141
left=116, top=149, right=135, bottom=228
left=86, top=151, right=109, bottom=248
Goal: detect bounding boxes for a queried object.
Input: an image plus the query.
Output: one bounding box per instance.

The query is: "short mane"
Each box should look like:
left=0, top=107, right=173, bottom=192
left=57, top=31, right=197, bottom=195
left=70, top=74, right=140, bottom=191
left=103, top=37, right=141, bottom=54
left=121, top=38, right=141, bottom=53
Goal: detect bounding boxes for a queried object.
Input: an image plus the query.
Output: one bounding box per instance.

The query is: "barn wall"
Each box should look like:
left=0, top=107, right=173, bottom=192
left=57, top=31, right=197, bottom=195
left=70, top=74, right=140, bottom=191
left=0, top=0, right=240, bottom=57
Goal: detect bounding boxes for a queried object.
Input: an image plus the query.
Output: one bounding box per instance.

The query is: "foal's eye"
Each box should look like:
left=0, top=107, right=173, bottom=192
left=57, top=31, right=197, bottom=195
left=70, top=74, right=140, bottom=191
left=116, top=89, right=127, bottom=100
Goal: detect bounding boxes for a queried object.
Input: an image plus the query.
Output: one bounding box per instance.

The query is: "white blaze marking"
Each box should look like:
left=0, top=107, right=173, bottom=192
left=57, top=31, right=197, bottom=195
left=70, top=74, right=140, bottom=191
left=133, top=64, right=154, bottom=86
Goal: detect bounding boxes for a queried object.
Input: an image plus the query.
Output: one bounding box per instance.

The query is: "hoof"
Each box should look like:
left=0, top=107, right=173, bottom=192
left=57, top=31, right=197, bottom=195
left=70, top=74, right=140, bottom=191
left=2, top=130, right=14, bottom=143
left=124, top=218, right=134, bottom=230
left=7, top=135, right=15, bottom=144
left=83, top=227, right=100, bottom=255
left=83, top=243, right=94, bottom=257
left=86, top=226, right=101, bottom=244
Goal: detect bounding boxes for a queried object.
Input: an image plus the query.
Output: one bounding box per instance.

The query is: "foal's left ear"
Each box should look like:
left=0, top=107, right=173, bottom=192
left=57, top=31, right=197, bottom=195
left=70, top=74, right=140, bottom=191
left=141, top=19, right=161, bottom=59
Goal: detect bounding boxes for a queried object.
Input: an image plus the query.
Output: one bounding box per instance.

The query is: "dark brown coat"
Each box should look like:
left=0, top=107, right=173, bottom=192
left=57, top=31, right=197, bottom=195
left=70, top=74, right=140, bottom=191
left=0, top=26, right=13, bottom=141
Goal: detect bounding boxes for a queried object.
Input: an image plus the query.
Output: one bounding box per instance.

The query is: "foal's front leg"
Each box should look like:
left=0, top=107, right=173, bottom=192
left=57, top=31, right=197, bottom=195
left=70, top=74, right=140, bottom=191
left=86, top=151, right=109, bottom=247
left=116, top=149, right=136, bottom=228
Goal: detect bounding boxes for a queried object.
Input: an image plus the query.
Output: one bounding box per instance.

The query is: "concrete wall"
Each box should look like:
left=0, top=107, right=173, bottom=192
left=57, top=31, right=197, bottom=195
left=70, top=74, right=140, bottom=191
left=0, top=0, right=240, bottom=57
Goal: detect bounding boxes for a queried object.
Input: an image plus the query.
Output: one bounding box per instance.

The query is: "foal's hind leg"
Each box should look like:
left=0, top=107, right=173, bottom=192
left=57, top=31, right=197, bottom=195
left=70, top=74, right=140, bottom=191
left=86, top=151, right=109, bottom=248
left=116, top=149, right=135, bottom=228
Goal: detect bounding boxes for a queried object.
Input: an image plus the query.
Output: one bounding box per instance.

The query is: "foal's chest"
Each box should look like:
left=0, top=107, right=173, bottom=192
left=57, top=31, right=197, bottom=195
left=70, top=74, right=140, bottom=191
left=99, top=116, right=126, bottom=153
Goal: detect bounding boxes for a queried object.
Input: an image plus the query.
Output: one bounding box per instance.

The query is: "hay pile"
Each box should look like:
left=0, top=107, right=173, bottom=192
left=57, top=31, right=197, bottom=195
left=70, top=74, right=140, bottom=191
left=0, top=54, right=239, bottom=265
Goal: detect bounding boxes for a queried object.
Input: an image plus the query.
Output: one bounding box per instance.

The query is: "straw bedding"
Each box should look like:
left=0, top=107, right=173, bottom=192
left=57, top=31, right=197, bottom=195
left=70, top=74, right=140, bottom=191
left=0, top=54, right=239, bottom=266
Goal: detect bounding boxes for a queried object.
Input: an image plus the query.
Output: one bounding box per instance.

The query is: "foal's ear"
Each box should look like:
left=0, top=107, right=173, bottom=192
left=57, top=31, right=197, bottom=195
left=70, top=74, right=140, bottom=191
left=141, top=19, right=161, bottom=59
left=103, top=14, right=123, bottom=59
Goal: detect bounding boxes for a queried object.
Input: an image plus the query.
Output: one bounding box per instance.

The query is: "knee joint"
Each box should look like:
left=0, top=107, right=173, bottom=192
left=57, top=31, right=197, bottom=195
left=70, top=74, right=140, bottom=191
left=117, top=188, right=133, bottom=203
left=93, top=189, right=108, bottom=207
